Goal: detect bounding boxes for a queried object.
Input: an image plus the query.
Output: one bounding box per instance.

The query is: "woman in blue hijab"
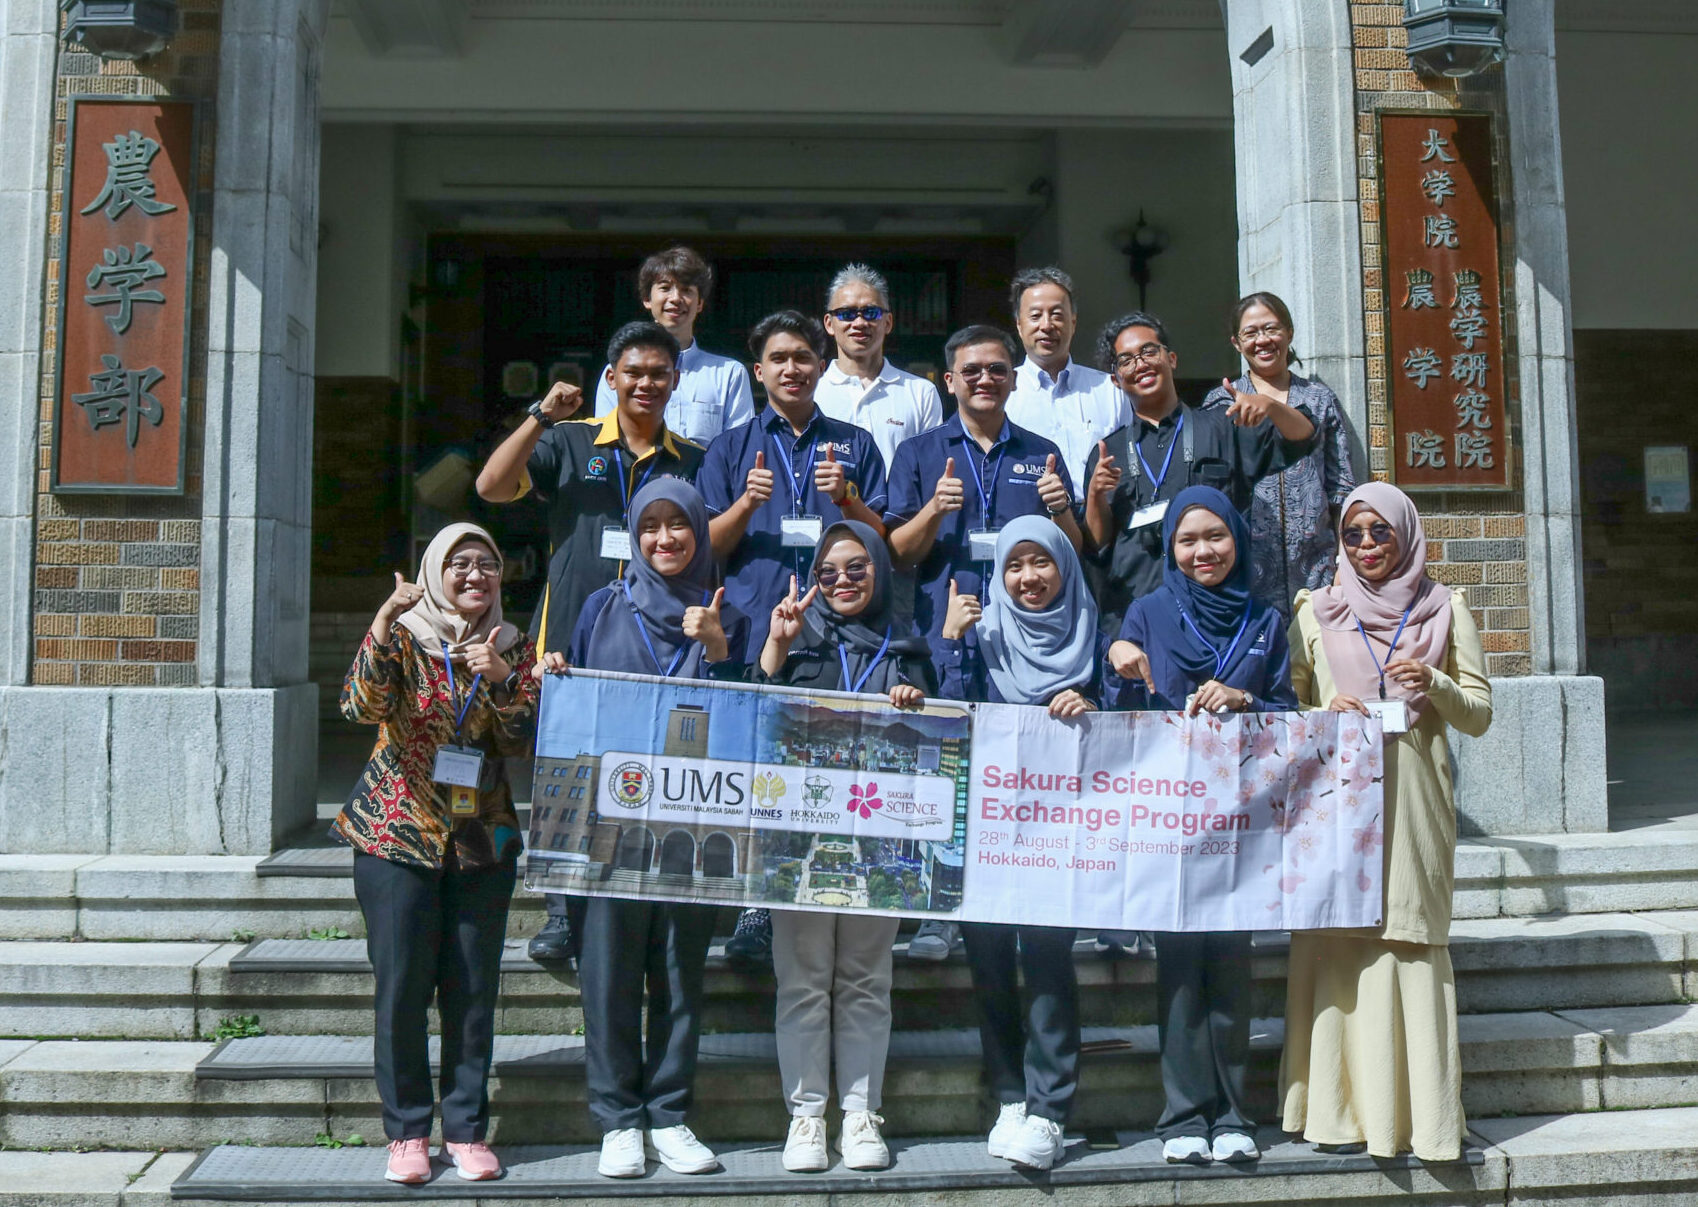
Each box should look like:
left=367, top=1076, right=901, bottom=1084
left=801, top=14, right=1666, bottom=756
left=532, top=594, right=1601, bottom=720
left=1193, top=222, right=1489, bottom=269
left=550, top=477, right=749, bottom=1181
left=1107, top=485, right=1295, bottom=1167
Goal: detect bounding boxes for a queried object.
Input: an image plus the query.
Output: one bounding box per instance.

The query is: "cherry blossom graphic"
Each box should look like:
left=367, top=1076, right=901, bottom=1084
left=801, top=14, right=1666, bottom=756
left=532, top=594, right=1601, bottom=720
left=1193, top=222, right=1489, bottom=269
left=846, top=782, right=883, bottom=820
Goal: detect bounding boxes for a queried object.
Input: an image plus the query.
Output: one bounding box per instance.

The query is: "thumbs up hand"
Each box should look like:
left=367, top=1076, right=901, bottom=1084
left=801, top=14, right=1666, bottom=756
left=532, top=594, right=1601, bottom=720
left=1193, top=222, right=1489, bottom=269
left=930, top=455, right=965, bottom=515
left=940, top=576, right=983, bottom=640
left=683, top=586, right=731, bottom=663
left=744, top=450, right=774, bottom=506
left=1036, top=451, right=1071, bottom=516
left=463, top=627, right=513, bottom=684
left=1224, top=377, right=1275, bottom=427
left=1088, top=439, right=1122, bottom=502
left=813, top=441, right=849, bottom=504
left=379, top=570, right=424, bottom=622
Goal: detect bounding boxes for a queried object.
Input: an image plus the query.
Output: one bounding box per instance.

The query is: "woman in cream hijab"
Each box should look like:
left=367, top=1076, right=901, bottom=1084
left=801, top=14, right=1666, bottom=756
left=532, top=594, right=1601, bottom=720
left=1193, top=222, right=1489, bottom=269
left=334, top=522, right=538, bottom=1185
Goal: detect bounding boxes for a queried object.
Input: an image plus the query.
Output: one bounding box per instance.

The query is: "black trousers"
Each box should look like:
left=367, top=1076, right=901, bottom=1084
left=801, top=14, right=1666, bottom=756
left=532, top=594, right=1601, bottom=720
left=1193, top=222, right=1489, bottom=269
left=1153, top=930, right=1253, bottom=1140
left=962, top=923, right=1080, bottom=1124
left=579, top=896, right=717, bottom=1132
left=352, top=851, right=515, bottom=1142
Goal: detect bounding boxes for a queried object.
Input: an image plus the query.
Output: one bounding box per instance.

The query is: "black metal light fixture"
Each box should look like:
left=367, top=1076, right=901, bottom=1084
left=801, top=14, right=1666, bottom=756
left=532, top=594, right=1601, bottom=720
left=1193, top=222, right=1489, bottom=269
left=1401, top=0, right=1505, bottom=78
left=61, top=0, right=178, bottom=62
left=1119, top=210, right=1170, bottom=311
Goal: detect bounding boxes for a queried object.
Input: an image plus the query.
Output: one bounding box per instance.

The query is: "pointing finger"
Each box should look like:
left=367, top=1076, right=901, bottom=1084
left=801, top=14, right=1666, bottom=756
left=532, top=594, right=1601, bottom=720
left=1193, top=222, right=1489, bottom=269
left=788, top=574, right=799, bottom=602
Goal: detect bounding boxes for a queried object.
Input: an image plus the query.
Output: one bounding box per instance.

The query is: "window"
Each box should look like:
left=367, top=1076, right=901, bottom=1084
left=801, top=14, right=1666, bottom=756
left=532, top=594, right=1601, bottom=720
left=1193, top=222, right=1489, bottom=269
left=576, top=764, right=591, bottom=779
left=679, top=716, right=697, bottom=743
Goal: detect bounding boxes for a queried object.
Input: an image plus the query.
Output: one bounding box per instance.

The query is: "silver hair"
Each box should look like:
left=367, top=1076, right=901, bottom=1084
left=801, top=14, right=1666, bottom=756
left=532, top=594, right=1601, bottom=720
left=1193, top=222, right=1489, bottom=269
left=826, top=263, right=891, bottom=310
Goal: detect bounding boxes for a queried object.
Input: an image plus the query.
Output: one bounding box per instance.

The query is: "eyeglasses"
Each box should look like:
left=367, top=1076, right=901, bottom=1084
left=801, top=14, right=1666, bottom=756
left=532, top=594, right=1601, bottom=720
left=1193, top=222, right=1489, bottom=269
left=446, top=557, right=502, bottom=577
left=1341, top=523, right=1395, bottom=549
left=1236, top=323, right=1288, bottom=342
left=828, top=306, right=886, bottom=323
left=815, top=560, right=871, bottom=588
left=955, top=363, right=1011, bottom=383
left=1112, top=343, right=1167, bottom=372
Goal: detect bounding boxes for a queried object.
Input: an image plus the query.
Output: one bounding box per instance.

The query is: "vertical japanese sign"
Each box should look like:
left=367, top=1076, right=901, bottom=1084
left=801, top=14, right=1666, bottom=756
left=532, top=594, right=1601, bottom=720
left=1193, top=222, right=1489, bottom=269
left=51, top=100, right=197, bottom=494
left=1380, top=112, right=1510, bottom=490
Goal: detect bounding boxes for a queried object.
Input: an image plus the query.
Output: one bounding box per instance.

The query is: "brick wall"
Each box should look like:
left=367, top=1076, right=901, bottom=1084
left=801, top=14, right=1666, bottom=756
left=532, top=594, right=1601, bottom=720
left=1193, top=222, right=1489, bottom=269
left=1349, top=2, right=1531, bottom=675
left=31, top=2, right=219, bottom=687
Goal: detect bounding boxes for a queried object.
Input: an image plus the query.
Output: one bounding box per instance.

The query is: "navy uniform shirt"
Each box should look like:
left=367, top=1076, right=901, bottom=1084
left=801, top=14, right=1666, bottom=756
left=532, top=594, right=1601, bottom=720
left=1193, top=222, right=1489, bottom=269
left=883, top=414, right=1074, bottom=643
left=522, top=410, right=705, bottom=655
left=1082, top=401, right=1316, bottom=634
left=697, top=406, right=888, bottom=652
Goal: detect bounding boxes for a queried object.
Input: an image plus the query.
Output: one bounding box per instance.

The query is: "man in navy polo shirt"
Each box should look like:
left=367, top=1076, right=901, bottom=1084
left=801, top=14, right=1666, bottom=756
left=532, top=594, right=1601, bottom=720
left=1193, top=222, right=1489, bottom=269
left=699, top=310, right=889, bottom=654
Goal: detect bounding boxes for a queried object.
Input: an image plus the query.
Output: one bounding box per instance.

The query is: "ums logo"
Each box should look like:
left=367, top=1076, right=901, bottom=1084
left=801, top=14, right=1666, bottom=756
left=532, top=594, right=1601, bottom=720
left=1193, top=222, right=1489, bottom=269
left=608, top=761, right=653, bottom=809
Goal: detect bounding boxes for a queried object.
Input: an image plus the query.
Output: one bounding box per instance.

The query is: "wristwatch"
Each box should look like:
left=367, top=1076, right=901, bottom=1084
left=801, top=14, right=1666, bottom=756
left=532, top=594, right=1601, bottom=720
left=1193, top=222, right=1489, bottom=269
left=1239, top=690, right=1256, bottom=712
left=526, top=399, right=555, bottom=428
left=842, top=481, right=860, bottom=502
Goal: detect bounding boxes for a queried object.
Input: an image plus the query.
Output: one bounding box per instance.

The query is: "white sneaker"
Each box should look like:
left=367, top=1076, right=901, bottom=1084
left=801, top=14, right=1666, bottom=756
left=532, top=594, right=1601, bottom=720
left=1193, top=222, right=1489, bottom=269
left=646, top=1123, right=719, bottom=1174
left=1211, top=1131, right=1260, bottom=1162
left=1001, top=1114, right=1065, bottom=1171
left=986, top=1100, right=1027, bottom=1158
left=837, top=1110, right=889, bottom=1171
left=1163, top=1135, right=1212, bottom=1164
left=907, top=920, right=959, bottom=961
left=782, top=1115, right=829, bottom=1173
left=598, top=1127, right=646, bottom=1177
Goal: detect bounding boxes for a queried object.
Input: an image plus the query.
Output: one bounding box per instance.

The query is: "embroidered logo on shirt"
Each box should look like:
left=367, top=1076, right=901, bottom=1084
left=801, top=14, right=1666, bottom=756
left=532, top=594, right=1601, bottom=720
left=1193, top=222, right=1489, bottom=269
left=1010, top=462, right=1044, bottom=477
left=585, top=455, right=608, bottom=480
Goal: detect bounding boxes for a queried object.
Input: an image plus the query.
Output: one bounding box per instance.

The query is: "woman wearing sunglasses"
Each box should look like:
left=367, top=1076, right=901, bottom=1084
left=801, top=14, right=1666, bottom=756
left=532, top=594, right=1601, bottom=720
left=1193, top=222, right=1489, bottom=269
left=1106, top=485, right=1296, bottom=1166
left=1280, top=482, right=1491, bottom=1161
left=334, top=523, right=537, bottom=1185
left=935, top=515, right=1104, bottom=1172
left=755, top=520, right=935, bottom=1173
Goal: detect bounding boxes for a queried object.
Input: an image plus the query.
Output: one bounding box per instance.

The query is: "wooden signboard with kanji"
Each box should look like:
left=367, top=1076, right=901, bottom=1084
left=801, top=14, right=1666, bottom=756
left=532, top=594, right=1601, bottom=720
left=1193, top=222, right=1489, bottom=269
left=1379, top=111, right=1511, bottom=490
left=51, top=99, right=197, bottom=494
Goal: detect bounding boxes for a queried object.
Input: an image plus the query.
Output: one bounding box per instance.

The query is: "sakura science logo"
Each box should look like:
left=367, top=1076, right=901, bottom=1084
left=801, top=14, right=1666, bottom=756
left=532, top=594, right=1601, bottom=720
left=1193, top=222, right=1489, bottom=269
left=846, top=781, right=883, bottom=820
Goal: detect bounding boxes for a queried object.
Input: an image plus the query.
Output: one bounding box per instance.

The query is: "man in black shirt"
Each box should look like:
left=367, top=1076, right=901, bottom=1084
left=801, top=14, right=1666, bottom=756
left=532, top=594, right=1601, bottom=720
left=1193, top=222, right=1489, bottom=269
left=1081, top=311, right=1317, bottom=633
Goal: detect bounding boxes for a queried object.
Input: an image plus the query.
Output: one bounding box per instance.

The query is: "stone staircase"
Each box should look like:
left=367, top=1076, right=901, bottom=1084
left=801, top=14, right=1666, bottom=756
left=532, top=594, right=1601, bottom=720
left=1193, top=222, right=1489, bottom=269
left=7, top=830, right=1698, bottom=1204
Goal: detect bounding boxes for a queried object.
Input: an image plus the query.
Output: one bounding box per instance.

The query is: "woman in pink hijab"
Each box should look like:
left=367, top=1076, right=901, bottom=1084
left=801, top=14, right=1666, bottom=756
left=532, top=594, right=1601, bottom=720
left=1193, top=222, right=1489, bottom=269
left=1278, top=482, right=1492, bottom=1162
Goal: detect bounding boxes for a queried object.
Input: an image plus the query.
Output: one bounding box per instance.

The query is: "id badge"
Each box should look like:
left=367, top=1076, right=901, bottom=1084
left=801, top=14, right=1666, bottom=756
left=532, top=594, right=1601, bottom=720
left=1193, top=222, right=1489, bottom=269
left=781, top=514, right=824, bottom=548
left=968, top=529, right=1001, bottom=562
left=1130, top=499, right=1170, bottom=530
left=1365, top=699, right=1410, bottom=735
left=599, top=526, right=632, bottom=561
left=433, top=744, right=485, bottom=789
left=447, top=784, right=479, bottom=817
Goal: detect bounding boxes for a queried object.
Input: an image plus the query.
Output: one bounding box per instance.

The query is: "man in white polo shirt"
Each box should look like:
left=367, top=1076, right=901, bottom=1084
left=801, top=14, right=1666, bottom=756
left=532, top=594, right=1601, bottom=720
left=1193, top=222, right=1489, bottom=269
left=1003, top=266, right=1131, bottom=487
left=593, top=245, right=755, bottom=445
left=814, top=263, right=945, bottom=467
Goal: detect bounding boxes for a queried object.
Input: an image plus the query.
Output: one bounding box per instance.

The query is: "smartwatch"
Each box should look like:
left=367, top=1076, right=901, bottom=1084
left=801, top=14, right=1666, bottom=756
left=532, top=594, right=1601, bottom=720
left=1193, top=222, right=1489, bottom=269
left=526, top=399, right=555, bottom=428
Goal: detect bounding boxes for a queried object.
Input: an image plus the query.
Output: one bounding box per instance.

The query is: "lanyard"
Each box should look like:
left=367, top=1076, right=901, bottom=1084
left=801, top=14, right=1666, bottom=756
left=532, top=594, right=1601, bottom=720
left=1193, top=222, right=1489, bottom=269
left=768, top=428, right=821, bottom=516
left=1356, top=606, right=1414, bottom=699
left=622, top=579, right=690, bottom=678
left=838, top=627, right=894, bottom=695
left=612, top=448, right=659, bottom=519
left=1177, top=604, right=1254, bottom=680
left=1133, top=412, right=1184, bottom=492
left=439, top=641, right=483, bottom=740
left=961, top=441, right=1007, bottom=521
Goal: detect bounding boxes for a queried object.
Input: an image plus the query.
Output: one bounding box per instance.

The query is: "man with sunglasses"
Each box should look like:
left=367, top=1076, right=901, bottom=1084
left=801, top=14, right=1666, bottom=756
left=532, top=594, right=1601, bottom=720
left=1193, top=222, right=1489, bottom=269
left=1004, top=267, right=1131, bottom=488
left=1080, top=311, right=1317, bottom=634
left=815, top=263, right=945, bottom=469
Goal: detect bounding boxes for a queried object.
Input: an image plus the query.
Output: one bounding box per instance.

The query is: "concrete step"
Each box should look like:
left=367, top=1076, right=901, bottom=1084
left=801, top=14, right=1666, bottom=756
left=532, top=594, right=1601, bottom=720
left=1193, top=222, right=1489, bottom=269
left=3, top=1003, right=1696, bottom=1150
left=7, top=907, right=1695, bottom=1040
left=10, top=827, right=1698, bottom=941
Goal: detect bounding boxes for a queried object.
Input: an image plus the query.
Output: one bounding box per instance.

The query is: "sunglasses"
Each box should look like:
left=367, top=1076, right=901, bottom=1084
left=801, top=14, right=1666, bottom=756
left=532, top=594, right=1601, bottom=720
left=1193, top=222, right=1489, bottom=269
left=815, top=560, right=871, bottom=588
left=827, top=305, right=887, bottom=323
left=1341, top=522, right=1395, bottom=548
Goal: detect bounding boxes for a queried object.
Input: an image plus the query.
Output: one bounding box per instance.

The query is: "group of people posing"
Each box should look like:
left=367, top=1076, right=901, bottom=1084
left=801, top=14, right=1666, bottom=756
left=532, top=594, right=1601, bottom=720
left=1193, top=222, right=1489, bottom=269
left=332, top=246, right=1492, bottom=1186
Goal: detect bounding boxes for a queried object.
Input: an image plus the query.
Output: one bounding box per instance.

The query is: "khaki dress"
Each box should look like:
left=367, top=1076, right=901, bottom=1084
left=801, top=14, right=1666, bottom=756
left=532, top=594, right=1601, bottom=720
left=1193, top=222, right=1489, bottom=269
left=1278, top=588, right=1492, bottom=1160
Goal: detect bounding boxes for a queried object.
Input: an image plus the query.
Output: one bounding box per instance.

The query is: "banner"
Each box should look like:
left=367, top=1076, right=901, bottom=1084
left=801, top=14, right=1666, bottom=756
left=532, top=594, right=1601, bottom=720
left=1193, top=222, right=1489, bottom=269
left=524, top=670, right=1385, bottom=932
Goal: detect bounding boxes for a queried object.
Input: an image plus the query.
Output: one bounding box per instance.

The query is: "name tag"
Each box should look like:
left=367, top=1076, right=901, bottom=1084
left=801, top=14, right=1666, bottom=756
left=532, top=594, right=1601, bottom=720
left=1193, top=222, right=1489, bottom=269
left=1365, top=699, right=1410, bottom=735
left=1130, top=499, right=1169, bottom=530
left=599, top=526, right=632, bottom=561
left=968, top=529, right=1000, bottom=562
left=781, top=514, right=824, bottom=548
left=433, top=744, right=486, bottom=812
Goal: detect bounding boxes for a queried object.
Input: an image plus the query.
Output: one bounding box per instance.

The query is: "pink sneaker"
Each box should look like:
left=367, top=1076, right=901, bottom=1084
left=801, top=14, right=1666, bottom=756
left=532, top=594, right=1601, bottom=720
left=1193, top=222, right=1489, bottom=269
left=384, top=1137, right=432, bottom=1184
left=443, top=1140, right=503, bottom=1181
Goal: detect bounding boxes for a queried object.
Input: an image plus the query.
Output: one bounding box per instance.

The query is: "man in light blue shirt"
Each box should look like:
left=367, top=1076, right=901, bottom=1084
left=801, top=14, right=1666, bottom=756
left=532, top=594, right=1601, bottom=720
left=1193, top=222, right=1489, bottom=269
left=593, top=246, right=755, bottom=444
left=1003, top=266, right=1131, bottom=487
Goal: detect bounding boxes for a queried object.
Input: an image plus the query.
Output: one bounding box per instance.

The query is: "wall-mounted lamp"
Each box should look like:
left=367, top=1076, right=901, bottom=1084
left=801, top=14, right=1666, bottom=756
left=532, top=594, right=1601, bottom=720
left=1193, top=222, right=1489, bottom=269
left=1401, top=0, right=1504, bottom=78
left=1118, top=210, right=1170, bottom=311
left=61, top=0, right=177, bottom=61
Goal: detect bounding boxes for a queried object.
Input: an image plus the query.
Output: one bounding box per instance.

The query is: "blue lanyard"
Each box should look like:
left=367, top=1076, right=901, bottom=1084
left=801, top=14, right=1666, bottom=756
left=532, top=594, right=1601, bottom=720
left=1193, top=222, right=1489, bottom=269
left=612, top=448, right=659, bottom=519
left=439, top=641, right=483, bottom=740
left=838, top=627, right=894, bottom=695
left=961, top=441, right=1006, bottom=521
left=1177, top=604, right=1254, bottom=680
left=622, top=579, right=690, bottom=678
left=1135, top=412, right=1184, bottom=492
left=768, top=428, right=821, bottom=517
left=1356, top=606, right=1414, bottom=699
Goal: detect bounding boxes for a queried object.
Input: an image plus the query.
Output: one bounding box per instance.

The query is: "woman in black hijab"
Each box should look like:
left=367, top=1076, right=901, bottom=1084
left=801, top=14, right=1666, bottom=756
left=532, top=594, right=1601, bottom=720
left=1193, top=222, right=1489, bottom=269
left=754, top=520, right=934, bottom=1174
